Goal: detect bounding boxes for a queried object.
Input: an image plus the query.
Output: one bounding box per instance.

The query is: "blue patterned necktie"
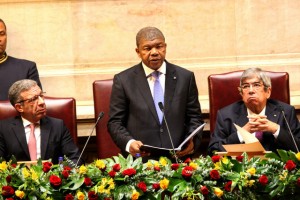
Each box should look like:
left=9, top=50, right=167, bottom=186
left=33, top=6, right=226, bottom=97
left=152, top=71, right=164, bottom=124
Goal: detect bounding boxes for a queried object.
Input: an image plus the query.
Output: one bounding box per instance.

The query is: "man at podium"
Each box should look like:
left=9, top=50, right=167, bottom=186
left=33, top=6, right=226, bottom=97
left=208, top=68, right=300, bottom=155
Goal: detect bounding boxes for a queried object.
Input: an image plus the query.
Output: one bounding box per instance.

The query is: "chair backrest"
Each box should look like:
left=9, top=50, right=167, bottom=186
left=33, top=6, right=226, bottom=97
left=208, top=70, right=290, bottom=133
left=0, top=96, right=78, bottom=145
left=93, top=79, right=120, bottom=159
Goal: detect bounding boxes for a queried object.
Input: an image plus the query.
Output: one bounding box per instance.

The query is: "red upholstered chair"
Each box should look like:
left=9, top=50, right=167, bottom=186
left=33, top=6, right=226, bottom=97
left=93, top=79, right=120, bottom=159
left=208, top=70, right=290, bottom=133
left=0, top=96, right=78, bottom=145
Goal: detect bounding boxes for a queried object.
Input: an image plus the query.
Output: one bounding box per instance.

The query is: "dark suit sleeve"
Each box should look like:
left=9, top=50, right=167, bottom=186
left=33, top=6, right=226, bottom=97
left=208, top=110, right=241, bottom=155
left=107, top=74, right=133, bottom=151
left=27, top=62, right=43, bottom=90
left=185, top=72, right=204, bottom=153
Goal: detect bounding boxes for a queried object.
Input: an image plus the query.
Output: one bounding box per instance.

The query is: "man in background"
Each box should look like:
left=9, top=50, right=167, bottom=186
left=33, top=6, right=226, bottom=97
left=208, top=68, right=300, bottom=155
left=108, top=26, right=204, bottom=161
left=0, top=79, right=83, bottom=165
left=0, top=18, right=42, bottom=100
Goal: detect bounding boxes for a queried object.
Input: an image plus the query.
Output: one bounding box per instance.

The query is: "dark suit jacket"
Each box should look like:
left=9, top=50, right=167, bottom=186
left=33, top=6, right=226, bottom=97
left=0, top=56, right=42, bottom=100
left=108, top=61, right=203, bottom=160
left=0, top=116, right=83, bottom=165
left=208, top=99, right=300, bottom=155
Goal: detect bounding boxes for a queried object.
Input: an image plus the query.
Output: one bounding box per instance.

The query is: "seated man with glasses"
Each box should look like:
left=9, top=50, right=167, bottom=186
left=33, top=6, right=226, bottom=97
left=208, top=67, right=300, bottom=155
left=0, top=79, right=83, bottom=166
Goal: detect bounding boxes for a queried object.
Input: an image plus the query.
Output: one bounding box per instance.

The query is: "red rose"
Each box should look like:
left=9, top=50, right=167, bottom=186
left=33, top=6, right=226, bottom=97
left=152, top=183, right=160, bottom=191
left=5, top=198, right=14, bottom=200
left=200, top=186, right=209, bottom=195
left=6, top=175, right=11, bottom=183
left=236, top=155, right=244, bottom=162
left=210, top=169, right=220, bottom=180
left=224, top=181, right=232, bottom=192
left=184, top=158, right=192, bottom=163
left=112, top=164, right=121, bottom=172
left=108, top=170, right=116, bottom=178
left=64, top=166, right=72, bottom=171
left=182, top=166, right=193, bottom=179
left=154, top=166, right=160, bottom=171
left=65, top=194, right=74, bottom=200
left=211, top=155, right=221, bottom=163
left=259, top=175, right=268, bottom=186
left=49, top=175, right=62, bottom=188
left=171, top=163, right=180, bottom=170
left=84, top=177, right=92, bottom=186
left=137, top=181, right=147, bottom=192
left=122, top=168, right=136, bottom=177
left=43, top=162, right=53, bottom=173
left=297, top=177, right=300, bottom=187
left=88, top=191, right=98, bottom=200
left=11, top=163, right=17, bottom=168
left=1, top=186, right=14, bottom=197
left=62, top=170, right=70, bottom=179
left=284, top=160, right=296, bottom=171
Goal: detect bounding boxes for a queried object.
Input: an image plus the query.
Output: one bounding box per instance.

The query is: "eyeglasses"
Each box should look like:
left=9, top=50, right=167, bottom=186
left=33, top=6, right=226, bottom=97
left=17, top=92, right=46, bottom=104
left=240, top=82, right=264, bottom=91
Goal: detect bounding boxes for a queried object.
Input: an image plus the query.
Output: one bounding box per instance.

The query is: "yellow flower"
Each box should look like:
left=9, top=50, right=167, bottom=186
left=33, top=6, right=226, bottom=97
left=15, top=190, right=25, bottom=199
left=247, top=167, right=256, bottom=175
left=77, top=191, right=85, bottom=200
left=159, top=157, right=167, bottom=167
left=146, top=161, right=153, bottom=169
left=154, top=161, right=160, bottom=168
left=222, top=157, right=229, bottom=164
left=30, top=169, right=38, bottom=181
left=296, top=152, right=300, bottom=161
left=108, top=178, right=115, bottom=189
left=279, top=171, right=288, bottom=181
left=131, top=190, right=140, bottom=200
left=101, top=177, right=108, bottom=185
left=0, top=161, right=7, bottom=171
left=98, top=185, right=105, bottom=193
left=160, top=178, right=169, bottom=190
left=95, top=159, right=106, bottom=169
left=214, top=162, right=220, bottom=170
left=22, top=168, right=30, bottom=178
left=189, top=162, right=198, bottom=170
left=247, top=180, right=255, bottom=187
left=79, top=165, right=87, bottom=174
left=214, top=187, right=224, bottom=198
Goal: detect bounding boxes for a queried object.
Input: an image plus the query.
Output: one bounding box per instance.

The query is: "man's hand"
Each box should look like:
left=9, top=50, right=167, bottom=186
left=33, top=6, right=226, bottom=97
left=176, top=138, right=194, bottom=158
left=129, top=140, right=150, bottom=157
left=246, top=114, right=279, bottom=134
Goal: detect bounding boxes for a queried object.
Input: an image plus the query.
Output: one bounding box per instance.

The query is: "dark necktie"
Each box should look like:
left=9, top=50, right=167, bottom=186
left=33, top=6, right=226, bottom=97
left=256, top=131, right=263, bottom=142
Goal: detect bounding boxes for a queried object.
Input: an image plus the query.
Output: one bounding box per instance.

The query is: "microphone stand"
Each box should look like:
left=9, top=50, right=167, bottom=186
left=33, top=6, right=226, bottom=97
left=75, top=112, right=104, bottom=167
left=279, top=106, right=299, bottom=152
left=158, top=102, right=178, bottom=163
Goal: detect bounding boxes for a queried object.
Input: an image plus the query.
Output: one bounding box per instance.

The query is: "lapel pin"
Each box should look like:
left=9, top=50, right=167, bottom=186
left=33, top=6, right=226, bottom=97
left=173, top=76, right=176, bottom=79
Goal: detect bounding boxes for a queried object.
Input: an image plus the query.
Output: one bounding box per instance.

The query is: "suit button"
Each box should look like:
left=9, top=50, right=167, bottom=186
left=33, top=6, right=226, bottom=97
left=160, top=128, right=163, bottom=134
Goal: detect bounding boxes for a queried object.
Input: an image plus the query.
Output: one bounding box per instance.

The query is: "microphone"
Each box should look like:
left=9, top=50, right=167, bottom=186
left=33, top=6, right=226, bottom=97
left=75, top=112, right=105, bottom=167
left=158, top=102, right=178, bottom=163
left=278, top=105, right=299, bottom=152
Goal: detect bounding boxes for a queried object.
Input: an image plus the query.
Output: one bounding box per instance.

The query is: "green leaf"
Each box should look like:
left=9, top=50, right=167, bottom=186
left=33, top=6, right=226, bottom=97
left=277, top=149, right=289, bottom=162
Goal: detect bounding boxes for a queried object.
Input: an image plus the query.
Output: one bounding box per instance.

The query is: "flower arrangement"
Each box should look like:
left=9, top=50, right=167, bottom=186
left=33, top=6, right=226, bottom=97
left=1, top=149, right=300, bottom=200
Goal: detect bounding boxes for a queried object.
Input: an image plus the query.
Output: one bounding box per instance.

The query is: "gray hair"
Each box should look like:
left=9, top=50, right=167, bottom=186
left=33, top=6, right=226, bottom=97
left=8, top=79, right=38, bottom=105
left=239, top=67, right=271, bottom=92
left=136, top=27, right=165, bottom=47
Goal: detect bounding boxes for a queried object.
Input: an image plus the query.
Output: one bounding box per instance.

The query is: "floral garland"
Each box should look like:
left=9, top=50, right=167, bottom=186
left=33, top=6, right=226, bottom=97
left=1, top=149, right=300, bottom=200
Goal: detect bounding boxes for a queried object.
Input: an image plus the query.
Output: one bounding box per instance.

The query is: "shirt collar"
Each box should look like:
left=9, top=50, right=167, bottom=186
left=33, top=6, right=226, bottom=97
left=21, top=117, right=40, bottom=128
left=142, top=61, right=166, bottom=78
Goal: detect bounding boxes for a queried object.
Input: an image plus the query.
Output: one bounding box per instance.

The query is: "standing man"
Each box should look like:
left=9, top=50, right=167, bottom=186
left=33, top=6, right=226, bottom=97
left=0, top=79, right=83, bottom=165
left=0, top=18, right=42, bottom=100
left=208, top=68, right=300, bottom=155
left=108, top=27, right=204, bottom=161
